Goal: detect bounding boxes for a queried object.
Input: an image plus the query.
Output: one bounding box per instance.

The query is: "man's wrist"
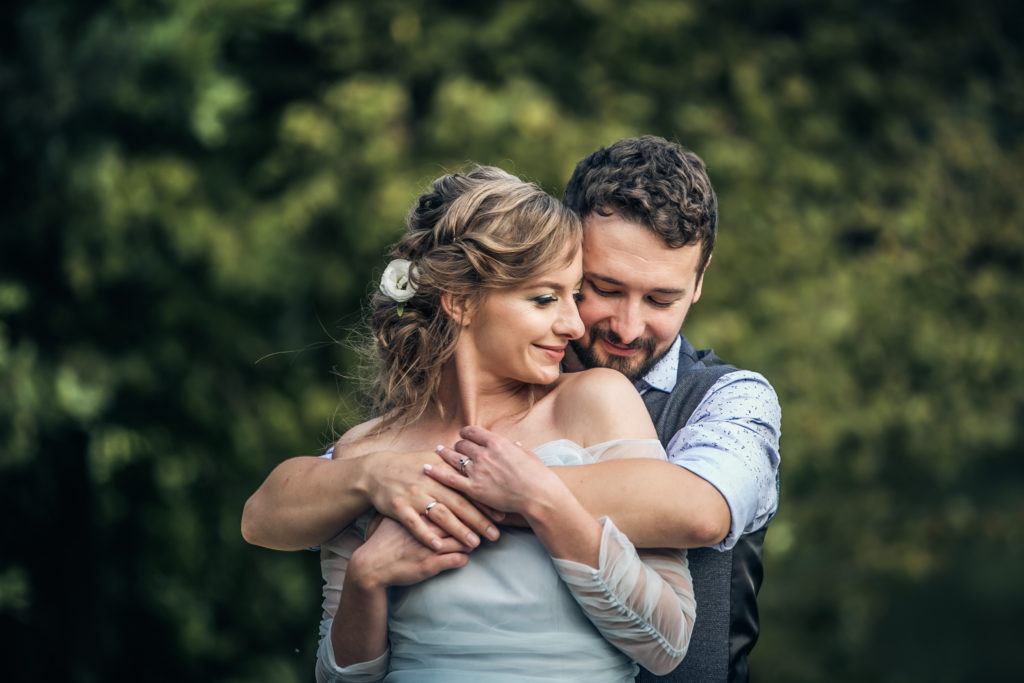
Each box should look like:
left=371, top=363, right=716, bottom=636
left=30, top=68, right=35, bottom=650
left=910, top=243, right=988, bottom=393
left=349, top=451, right=378, bottom=507
left=347, top=551, right=385, bottom=593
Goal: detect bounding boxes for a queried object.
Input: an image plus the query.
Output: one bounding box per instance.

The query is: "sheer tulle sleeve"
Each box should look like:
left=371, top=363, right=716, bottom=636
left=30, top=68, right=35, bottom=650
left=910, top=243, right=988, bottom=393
left=552, top=517, right=695, bottom=675
left=315, top=516, right=388, bottom=683
left=549, top=437, right=696, bottom=675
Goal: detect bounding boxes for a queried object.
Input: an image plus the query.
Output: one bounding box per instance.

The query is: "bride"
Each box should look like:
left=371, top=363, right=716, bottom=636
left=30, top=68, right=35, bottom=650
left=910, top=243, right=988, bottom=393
left=316, top=166, right=695, bottom=682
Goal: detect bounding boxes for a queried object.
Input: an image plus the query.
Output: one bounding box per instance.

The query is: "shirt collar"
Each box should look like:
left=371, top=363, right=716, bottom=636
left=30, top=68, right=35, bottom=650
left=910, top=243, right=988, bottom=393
left=634, top=335, right=682, bottom=394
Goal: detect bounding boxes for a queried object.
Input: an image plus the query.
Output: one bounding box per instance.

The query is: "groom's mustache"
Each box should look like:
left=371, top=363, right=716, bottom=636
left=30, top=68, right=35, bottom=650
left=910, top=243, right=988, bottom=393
left=590, top=327, right=657, bottom=355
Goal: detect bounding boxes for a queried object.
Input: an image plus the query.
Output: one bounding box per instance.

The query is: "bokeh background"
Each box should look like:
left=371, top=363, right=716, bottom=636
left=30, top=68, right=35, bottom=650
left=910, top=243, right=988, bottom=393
left=2, top=1, right=1022, bottom=681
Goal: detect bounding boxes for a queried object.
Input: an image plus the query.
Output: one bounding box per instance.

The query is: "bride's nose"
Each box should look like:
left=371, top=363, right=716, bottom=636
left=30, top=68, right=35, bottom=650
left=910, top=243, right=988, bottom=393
left=555, top=299, right=585, bottom=340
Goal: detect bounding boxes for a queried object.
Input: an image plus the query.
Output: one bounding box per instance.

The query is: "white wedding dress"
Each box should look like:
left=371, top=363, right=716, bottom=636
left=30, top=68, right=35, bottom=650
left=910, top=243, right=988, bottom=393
left=316, top=439, right=696, bottom=683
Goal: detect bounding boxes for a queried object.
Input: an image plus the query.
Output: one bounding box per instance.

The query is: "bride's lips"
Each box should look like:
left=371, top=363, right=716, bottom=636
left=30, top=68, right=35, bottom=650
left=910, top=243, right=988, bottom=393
left=534, top=344, right=566, bottom=361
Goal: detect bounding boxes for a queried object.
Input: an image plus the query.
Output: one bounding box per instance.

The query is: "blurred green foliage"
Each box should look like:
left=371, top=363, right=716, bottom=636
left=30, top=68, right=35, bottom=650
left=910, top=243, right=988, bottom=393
left=1, top=1, right=1021, bottom=680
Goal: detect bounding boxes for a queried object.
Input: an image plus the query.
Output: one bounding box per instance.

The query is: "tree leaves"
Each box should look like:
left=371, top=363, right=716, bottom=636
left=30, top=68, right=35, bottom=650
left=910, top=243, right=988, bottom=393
left=1, top=1, right=1021, bottom=680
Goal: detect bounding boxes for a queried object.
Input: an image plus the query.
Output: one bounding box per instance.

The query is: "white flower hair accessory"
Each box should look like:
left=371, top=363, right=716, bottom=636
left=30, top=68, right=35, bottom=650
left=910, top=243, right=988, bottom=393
left=379, top=259, right=418, bottom=315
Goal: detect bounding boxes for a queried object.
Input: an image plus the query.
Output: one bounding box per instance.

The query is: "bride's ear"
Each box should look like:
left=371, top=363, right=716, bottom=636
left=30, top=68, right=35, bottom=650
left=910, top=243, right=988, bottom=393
left=440, top=293, right=473, bottom=327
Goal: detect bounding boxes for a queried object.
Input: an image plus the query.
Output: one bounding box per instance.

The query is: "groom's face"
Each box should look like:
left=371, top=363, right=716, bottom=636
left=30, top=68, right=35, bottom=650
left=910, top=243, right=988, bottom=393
left=572, top=213, right=706, bottom=381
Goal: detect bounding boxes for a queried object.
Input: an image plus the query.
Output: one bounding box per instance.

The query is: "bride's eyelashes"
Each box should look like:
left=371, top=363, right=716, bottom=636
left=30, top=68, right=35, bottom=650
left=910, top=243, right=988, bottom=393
left=529, top=287, right=582, bottom=307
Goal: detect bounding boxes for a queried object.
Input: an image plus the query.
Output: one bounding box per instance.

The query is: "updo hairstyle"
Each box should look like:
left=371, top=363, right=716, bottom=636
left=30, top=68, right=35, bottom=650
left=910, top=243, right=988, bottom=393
left=369, top=165, right=581, bottom=427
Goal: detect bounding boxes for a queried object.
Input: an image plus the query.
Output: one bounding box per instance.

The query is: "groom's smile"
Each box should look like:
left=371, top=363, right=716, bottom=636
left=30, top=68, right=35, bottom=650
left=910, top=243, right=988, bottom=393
left=572, top=212, right=706, bottom=382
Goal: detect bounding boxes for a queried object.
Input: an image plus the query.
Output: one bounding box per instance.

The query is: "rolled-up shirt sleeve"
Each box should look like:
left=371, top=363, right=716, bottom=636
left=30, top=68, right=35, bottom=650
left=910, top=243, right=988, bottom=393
left=665, top=370, right=781, bottom=551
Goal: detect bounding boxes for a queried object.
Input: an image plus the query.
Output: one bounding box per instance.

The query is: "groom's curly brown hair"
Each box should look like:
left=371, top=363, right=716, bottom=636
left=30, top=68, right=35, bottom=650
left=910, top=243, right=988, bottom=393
left=563, top=135, right=718, bottom=278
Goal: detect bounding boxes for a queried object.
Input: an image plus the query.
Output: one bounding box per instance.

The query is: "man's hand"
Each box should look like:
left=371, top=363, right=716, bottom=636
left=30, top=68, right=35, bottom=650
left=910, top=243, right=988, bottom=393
left=333, top=516, right=469, bottom=667
left=359, top=449, right=502, bottom=551
left=348, top=516, right=470, bottom=591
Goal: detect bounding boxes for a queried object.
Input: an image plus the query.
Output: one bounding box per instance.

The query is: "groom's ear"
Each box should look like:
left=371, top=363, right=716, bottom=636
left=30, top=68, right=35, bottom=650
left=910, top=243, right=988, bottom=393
left=440, top=292, right=473, bottom=326
left=692, top=253, right=712, bottom=304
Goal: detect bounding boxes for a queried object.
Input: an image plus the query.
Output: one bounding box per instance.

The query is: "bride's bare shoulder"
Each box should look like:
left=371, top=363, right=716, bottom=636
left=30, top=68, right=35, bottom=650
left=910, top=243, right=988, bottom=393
left=551, top=368, right=656, bottom=442
left=555, top=367, right=636, bottom=399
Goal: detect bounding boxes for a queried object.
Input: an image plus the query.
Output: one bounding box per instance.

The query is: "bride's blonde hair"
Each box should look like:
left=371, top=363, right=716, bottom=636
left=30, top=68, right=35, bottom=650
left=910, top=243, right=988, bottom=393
left=369, top=166, right=581, bottom=428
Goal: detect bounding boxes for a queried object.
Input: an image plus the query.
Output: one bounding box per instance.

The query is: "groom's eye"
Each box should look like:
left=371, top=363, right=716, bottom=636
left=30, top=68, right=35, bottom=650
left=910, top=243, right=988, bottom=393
left=647, top=297, right=676, bottom=308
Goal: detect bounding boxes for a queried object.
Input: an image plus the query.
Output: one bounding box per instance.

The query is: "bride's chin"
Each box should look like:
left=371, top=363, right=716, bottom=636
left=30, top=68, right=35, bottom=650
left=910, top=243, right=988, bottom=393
left=499, top=361, right=559, bottom=387
left=533, top=368, right=560, bottom=386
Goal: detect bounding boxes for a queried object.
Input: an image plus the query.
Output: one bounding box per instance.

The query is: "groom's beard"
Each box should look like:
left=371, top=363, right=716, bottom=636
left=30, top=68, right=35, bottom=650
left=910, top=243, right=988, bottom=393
left=570, top=326, right=662, bottom=382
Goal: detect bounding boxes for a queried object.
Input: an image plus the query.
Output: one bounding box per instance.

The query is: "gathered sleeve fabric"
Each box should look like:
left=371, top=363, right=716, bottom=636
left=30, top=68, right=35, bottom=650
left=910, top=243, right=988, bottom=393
left=315, top=514, right=388, bottom=683
left=552, top=519, right=695, bottom=675
left=543, top=438, right=696, bottom=675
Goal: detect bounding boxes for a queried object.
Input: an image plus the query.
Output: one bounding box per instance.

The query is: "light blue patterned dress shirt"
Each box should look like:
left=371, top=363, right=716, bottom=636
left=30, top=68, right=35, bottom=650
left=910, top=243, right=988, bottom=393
left=635, top=336, right=781, bottom=551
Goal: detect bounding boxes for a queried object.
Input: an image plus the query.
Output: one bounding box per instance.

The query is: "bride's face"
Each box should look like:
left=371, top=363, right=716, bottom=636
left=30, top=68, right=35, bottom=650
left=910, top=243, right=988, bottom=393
left=462, top=245, right=585, bottom=387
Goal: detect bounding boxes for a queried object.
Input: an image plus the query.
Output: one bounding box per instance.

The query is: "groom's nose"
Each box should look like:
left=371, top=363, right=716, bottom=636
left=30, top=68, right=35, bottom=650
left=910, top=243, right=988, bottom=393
left=608, top=300, right=645, bottom=345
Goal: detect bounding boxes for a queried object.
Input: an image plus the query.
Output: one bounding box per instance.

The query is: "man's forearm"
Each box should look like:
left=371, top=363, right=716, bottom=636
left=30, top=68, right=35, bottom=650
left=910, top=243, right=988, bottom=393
left=241, top=455, right=372, bottom=550
left=553, top=459, right=730, bottom=549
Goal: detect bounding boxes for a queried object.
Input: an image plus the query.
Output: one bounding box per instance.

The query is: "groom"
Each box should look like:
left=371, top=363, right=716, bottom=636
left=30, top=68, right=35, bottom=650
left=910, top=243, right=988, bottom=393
left=563, top=136, right=779, bottom=682
left=242, top=136, right=781, bottom=683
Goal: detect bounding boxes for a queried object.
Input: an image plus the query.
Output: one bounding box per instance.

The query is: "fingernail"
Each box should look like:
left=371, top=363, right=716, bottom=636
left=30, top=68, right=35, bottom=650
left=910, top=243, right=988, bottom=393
left=514, top=441, right=523, bottom=447
left=466, top=532, right=480, bottom=546
left=485, top=526, right=499, bottom=540
left=431, top=538, right=442, bottom=550
left=423, top=464, right=432, bottom=472
left=435, top=444, right=444, bottom=453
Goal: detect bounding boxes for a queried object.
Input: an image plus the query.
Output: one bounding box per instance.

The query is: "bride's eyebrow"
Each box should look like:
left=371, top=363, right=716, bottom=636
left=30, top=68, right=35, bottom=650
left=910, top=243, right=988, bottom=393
left=525, top=279, right=576, bottom=293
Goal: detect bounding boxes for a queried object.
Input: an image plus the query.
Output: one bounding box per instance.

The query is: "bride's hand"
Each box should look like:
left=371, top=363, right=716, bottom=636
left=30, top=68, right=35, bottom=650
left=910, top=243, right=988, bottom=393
left=348, top=449, right=503, bottom=551
left=425, top=426, right=567, bottom=517
left=348, top=516, right=469, bottom=591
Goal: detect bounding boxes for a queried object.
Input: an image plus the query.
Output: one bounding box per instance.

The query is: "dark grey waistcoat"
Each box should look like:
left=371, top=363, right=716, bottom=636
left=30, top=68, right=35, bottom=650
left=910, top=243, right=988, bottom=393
left=636, top=338, right=766, bottom=683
